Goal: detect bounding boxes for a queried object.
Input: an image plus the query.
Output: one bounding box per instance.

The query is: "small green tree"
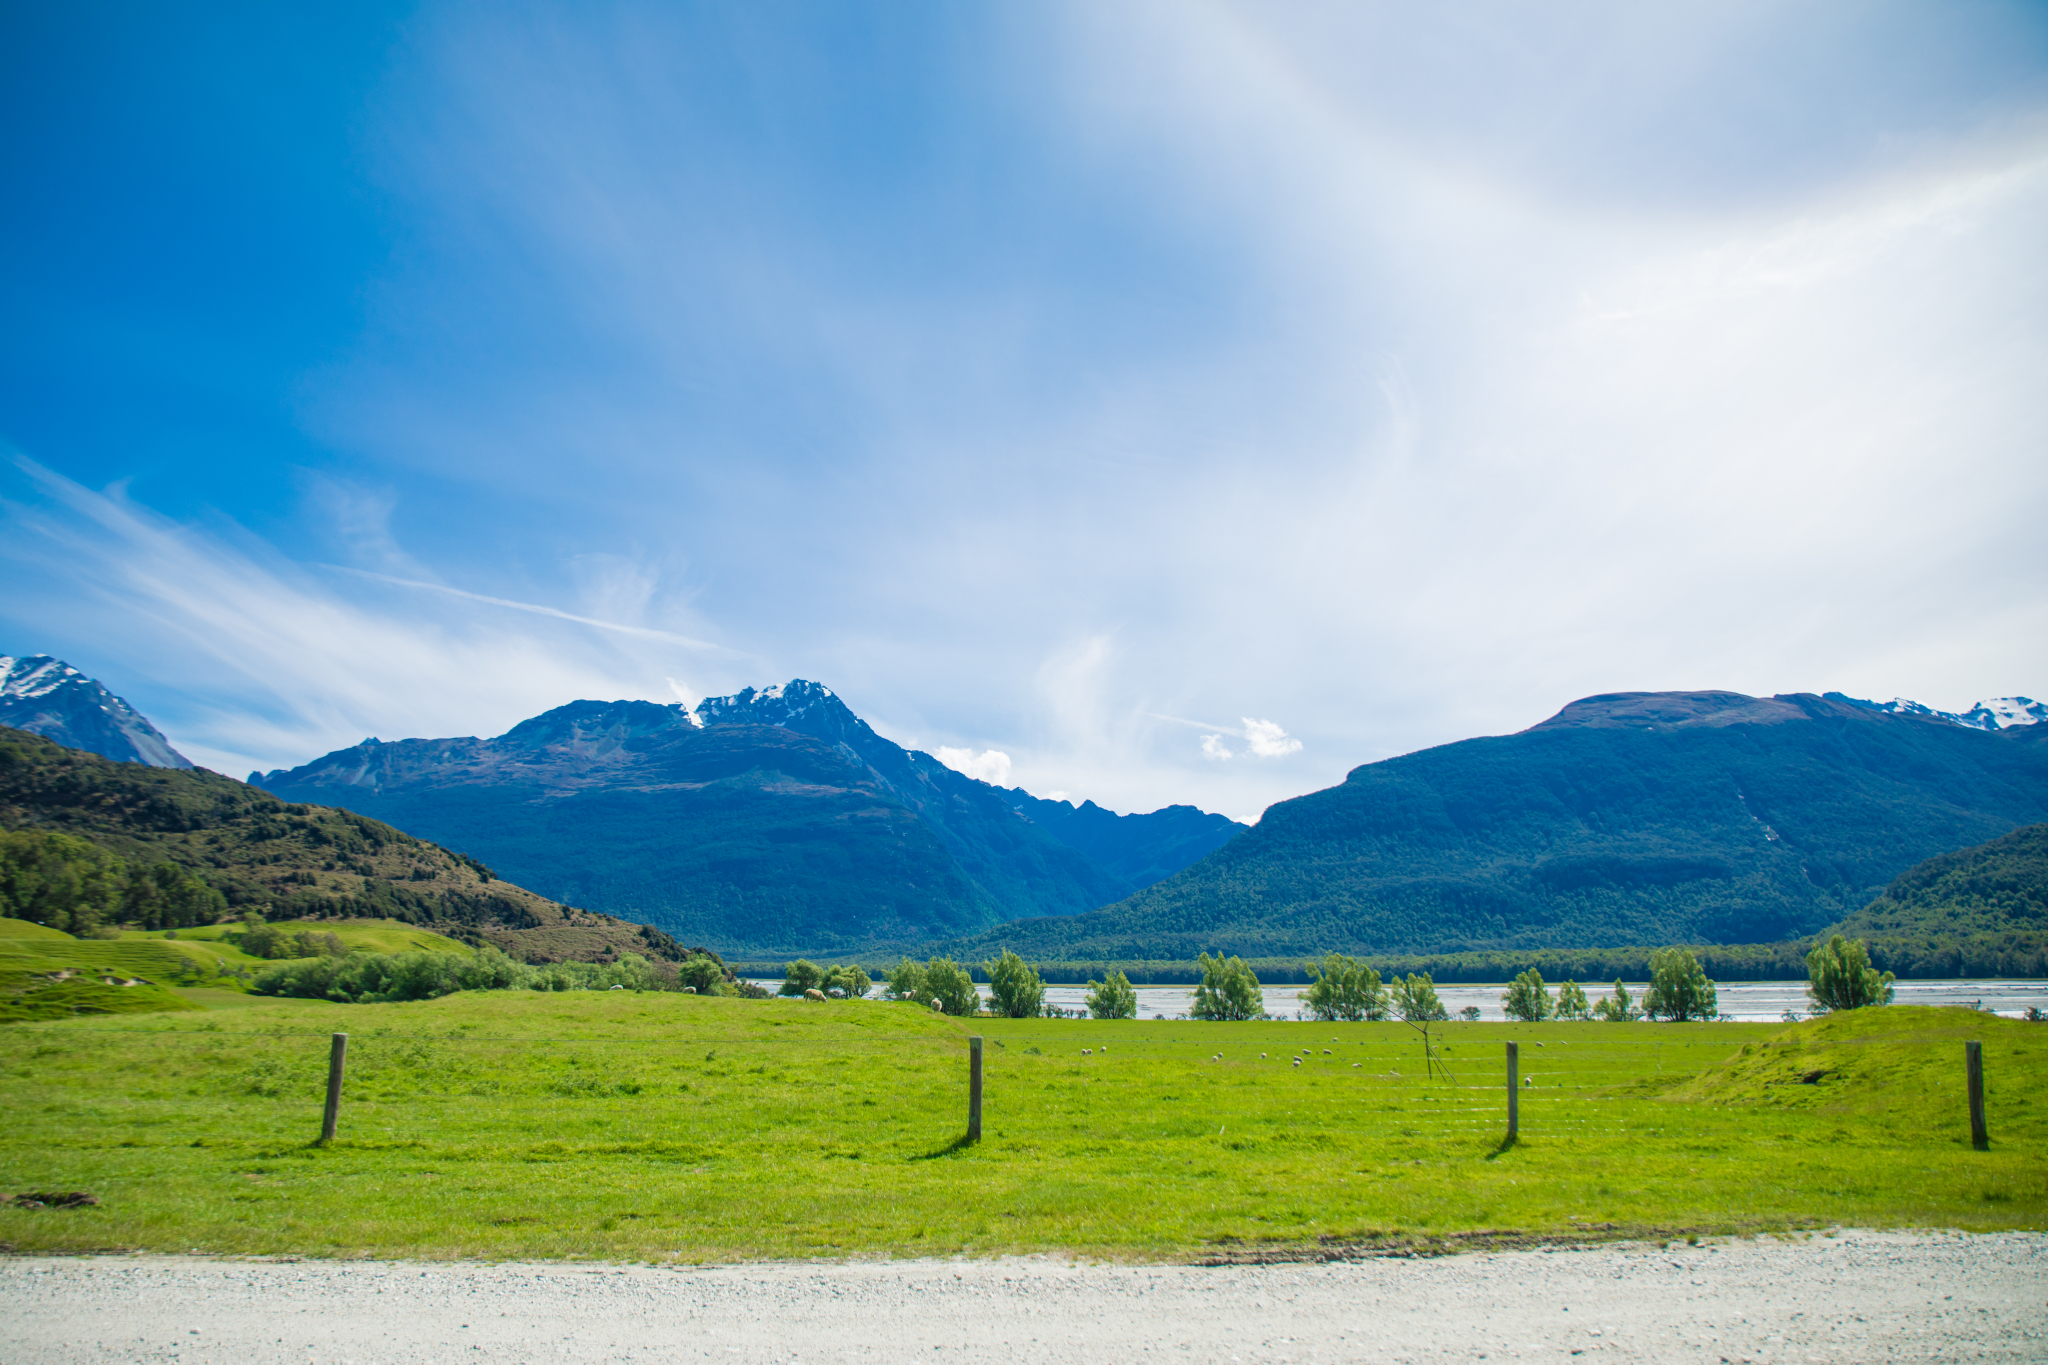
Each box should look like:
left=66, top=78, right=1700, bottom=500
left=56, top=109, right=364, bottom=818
left=1191, top=952, right=1263, bottom=1020
left=923, top=956, right=980, bottom=1016
left=1085, top=968, right=1138, bottom=1020
left=984, top=949, right=1045, bottom=1018
left=1553, top=980, right=1591, bottom=1021
left=1391, top=973, right=1448, bottom=1023
left=822, top=963, right=872, bottom=999
left=1805, top=934, right=1894, bottom=1013
left=778, top=959, right=826, bottom=996
left=1391, top=973, right=1450, bottom=1078
left=1501, top=968, right=1552, bottom=1022
left=884, top=958, right=928, bottom=1003
left=1302, top=952, right=1389, bottom=1022
left=1592, top=979, right=1642, bottom=1021
left=1643, top=947, right=1717, bottom=1021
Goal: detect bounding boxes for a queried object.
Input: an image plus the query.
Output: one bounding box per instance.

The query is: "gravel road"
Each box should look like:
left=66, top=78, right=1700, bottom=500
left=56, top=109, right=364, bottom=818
left=3, top=1230, right=2042, bottom=1364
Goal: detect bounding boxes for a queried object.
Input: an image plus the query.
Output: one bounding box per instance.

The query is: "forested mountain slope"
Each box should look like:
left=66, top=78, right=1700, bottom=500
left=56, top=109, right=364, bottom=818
left=941, top=691, right=2048, bottom=962
left=999, top=789, right=1247, bottom=891
left=0, top=727, right=676, bottom=964
left=257, top=682, right=1239, bottom=954
left=1825, top=821, right=2048, bottom=975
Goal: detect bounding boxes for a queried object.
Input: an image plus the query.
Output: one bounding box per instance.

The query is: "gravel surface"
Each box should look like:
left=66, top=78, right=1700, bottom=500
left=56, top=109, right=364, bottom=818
left=3, top=1230, right=2043, bottom=1363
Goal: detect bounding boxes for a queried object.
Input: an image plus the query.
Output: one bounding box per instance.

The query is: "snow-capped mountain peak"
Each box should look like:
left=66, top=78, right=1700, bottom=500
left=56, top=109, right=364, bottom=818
left=0, top=654, right=193, bottom=768
left=1841, top=693, right=2045, bottom=732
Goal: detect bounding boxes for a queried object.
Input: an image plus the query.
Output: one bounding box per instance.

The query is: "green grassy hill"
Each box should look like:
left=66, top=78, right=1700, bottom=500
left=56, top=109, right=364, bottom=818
left=941, top=692, right=2048, bottom=963
left=0, top=727, right=691, bottom=967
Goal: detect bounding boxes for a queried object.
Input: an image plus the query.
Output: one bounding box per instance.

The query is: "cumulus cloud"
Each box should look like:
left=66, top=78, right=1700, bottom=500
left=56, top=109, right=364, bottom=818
left=935, top=746, right=1014, bottom=786
left=1200, top=734, right=1233, bottom=761
left=1240, top=718, right=1303, bottom=758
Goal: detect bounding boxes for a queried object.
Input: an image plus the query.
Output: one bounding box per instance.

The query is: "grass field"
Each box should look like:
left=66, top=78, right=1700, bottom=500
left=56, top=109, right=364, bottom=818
left=0, top=996, right=2038, bottom=1261
left=0, top=917, right=476, bottom=1022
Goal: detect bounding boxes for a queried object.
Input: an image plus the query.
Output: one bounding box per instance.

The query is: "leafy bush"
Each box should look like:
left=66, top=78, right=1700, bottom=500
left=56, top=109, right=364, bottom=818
left=1644, top=946, right=1718, bottom=1021
left=822, top=963, right=871, bottom=998
left=1302, top=952, right=1388, bottom=1022
left=1457, top=1005, right=1481, bottom=1021
left=922, top=956, right=980, bottom=1016
left=1191, top=952, right=1262, bottom=1021
left=676, top=952, right=731, bottom=995
left=251, top=947, right=665, bottom=1003
left=236, top=914, right=345, bottom=960
left=1084, top=969, right=1137, bottom=1019
left=1805, top=934, right=1894, bottom=1013
left=1391, top=973, right=1447, bottom=1022
left=778, top=959, right=826, bottom=996
left=1554, top=980, right=1591, bottom=1020
left=984, top=949, right=1044, bottom=1018
left=1501, top=968, right=1552, bottom=1022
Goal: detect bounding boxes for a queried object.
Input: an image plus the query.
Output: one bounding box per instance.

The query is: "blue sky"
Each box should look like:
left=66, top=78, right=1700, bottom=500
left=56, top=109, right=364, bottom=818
left=4, top=1, right=2046, bottom=822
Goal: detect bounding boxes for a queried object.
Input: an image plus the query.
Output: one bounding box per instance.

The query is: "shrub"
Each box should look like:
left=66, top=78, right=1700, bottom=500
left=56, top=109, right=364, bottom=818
left=1458, top=1005, right=1481, bottom=1021
left=1302, top=952, right=1388, bottom=1022
left=1554, top=981, right=1591, bottom=1021
left=778, top=959, right=826, bottom=996
left=922, top=957, right=980, bottom=1016
left=984, top=949, right=1044, bottom=1018
left=676, top=953, right=730, bottom=995
left=1501, top=968, right=1552, bottom=1022
left=1805, top=934, right=1895, bottom=1013
left=822, top=963, right=872, bottom=999
left=1643, top=947, right=1717, bottom=1022
left=1592, top=979, right=1642, bottom=1022
left=884, top=958, right=928, bottom=1004
left=1085, top=969, right=1138, bottom=1020
left=1191, top=952, right=1262, bottom=1021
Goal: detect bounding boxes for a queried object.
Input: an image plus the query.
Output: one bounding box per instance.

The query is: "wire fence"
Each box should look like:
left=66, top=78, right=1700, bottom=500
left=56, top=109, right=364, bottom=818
left=0, top=1021, right=2001, bottom=1152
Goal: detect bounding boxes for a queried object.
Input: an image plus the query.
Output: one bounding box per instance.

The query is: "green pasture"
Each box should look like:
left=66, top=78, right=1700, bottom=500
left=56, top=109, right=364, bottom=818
left=0, top=917, right=474, bottom=1021
left=0, top=997, right=2038, bottom=1261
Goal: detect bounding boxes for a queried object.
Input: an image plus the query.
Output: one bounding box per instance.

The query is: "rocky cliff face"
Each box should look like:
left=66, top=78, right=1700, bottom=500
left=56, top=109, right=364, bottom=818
left=0, top=656, right=191, bottom=769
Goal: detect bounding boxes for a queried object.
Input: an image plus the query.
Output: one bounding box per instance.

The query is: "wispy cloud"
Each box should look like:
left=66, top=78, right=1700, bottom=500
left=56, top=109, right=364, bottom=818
left=0, top=456, right=751, bottom=775
left=326, top=566, right=738, bottom=652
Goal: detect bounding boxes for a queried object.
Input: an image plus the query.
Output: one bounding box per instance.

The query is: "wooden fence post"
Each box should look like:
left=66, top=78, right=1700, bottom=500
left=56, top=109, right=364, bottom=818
left=1966, top=1040, right=1987, bottom=1150
left=1506, top=1040, right=1519, bottom=1141
left=968, top=1036, right=984, bottom=1142
left=321, top=1033, right=348, bottom=1144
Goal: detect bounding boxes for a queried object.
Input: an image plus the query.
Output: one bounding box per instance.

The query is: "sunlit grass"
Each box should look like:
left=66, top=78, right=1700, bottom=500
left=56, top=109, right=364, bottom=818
left=0, top=996, right=2038, bottom=1260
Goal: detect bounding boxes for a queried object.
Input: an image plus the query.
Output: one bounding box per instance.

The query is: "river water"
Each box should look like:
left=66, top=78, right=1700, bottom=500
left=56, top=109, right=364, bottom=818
left=748, top=977, right=2047, bottom=1021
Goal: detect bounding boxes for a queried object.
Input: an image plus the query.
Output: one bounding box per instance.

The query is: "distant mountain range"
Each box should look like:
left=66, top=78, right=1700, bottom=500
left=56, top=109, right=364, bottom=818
left=252, top=681, right=1247, bottom=954
left=1, top=655, right=191, bottom=768
left=10, top=654, right=2046, bottom=971
left=942, top=690, right=2048, bottom=963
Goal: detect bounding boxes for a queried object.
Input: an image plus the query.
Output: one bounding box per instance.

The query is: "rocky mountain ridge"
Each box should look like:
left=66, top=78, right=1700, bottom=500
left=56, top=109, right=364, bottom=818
left=0, top=655, right=191, bottom=769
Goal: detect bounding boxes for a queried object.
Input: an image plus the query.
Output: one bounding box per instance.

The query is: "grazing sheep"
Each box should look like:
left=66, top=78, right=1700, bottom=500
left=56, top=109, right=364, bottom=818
left=1322, top=1049, right=1331, bottom=1055
left=930, top=998, right=943, bottom=1011
left=1082, top=1049, right=1092, bottom=1055
left=804, top=988, right=826, bottom=1001
left=1260, top=1052, right=1267, bottom=1059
